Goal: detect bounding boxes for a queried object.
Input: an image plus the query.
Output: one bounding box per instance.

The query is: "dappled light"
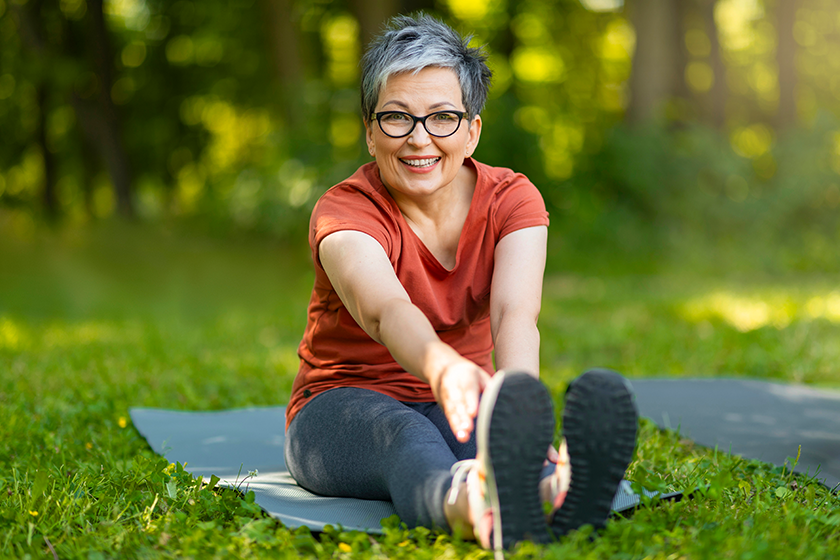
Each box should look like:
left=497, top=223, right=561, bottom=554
left=680, top=289, right=840, bottom=332
left=0, top=316, right=25, bottom=351
left=0, top=0, right=838, bottom=265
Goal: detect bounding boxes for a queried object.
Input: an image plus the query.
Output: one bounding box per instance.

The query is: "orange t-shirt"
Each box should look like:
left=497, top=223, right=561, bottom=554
left=286, top=158, right=549, bottom=428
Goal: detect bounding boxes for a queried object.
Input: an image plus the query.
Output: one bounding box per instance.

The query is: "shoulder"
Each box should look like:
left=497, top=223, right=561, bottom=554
left=310, top=163, right=402, bottom=258
left=470, top=159, right=548, bottom=237
left=313, top=163, right=395, bottom=221
left=471, top=159, right=543, bottom=204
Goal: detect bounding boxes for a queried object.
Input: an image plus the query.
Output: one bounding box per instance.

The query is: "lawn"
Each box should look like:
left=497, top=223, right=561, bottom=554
left=1, top=220, right=839, bottom=559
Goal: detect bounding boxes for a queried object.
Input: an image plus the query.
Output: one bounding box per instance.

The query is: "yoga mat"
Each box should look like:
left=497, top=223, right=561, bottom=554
left=130, top=406, right=678, bottom=534
left=632, top=378, right=840, bottom=490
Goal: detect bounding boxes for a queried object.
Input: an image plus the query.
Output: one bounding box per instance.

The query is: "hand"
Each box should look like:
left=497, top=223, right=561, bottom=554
left=432, top=359, right=490, bottom=443
left=544, top=444, right=559, bottom=467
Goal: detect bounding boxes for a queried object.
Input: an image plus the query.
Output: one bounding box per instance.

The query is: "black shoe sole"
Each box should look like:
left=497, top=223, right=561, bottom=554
left=549, top=368, right=638, bottom=538
left=482, top=371, right=556, bottom=548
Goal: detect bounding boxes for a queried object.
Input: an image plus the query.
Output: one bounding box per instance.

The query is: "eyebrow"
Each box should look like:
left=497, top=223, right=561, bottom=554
left=380, top=100, right=459, bottom=111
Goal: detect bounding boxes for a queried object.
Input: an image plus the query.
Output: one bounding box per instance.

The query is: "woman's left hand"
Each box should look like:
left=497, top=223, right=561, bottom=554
left=432, top=355, right=491, bottom=443
left=545, top=444, right=559, bottom=466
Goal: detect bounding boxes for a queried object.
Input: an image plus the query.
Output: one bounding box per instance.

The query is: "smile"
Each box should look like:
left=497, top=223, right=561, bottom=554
left=400, top=157, right=440, bottom=168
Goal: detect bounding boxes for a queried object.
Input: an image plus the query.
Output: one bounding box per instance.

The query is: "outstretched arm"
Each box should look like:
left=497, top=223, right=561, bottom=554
left=490, top=226, right=548, bottom=375
left=319, top=230, right=489, bottom=442
left=489, top=225, right=554, bottom=460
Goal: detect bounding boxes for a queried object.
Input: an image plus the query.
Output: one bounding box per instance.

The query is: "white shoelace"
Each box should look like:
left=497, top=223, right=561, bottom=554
left=447, top=458, right=479, bottom=505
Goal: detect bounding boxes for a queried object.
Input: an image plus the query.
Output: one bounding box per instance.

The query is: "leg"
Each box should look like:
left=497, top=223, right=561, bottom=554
left=403, top=401, right=477, bottom=461
left=285, top=387, right=458, bottom=529
left=548, top=368, right=638, bottom=537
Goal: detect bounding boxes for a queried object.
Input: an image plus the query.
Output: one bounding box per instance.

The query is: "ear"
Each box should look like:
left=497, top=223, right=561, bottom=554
left=465, top=114, right=482, bottom=157
left=364, top=119, right=375, bottom=157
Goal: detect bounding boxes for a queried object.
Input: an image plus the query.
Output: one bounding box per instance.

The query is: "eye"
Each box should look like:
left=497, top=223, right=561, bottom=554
left=382, top=112, right=410, bottom=122
left=432, top=112, right=457, bottom=122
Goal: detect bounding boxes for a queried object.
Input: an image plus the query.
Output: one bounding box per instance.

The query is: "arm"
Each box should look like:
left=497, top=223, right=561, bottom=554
left=490, top=226, right=548, bottom=376
left=319, top=230, right=489, bottom=442
left=490, top=226, right=555, bottom=460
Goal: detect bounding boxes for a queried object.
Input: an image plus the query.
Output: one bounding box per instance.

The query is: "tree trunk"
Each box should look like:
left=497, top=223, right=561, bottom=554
left=349, top=0, right=399, bottom=49
left=11, top=0, right=58, bottom=220
left=625, top=0, right=680, bottom=124
left=672, top=0, right=691, bottom=102
left=775, top=0, right=798, bottom=129
left=260, top=0, right=311, bottom=129
left=82, top=0, right=134, bottom=217
left=260, top=0, right=303, bottom=87
left=37, top=86, right=58, bottom=220
left=702, top=0, right=727, bottom=128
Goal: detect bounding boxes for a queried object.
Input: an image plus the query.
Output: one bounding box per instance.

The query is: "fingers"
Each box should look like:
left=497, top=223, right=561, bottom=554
left=438, top=362, right=487, bottom=443
left=544, top=444, right=559, bottom=466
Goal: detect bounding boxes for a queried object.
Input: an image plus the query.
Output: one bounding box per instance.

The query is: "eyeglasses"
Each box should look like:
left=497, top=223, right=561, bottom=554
left=370, top=110, right=469, bottom=138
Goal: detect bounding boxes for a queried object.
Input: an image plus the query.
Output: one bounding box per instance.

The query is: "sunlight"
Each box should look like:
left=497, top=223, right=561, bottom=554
left=121, top=41, right=147, bottom=68
left=715, top=0, right=763, bottom=54
left=681, top=289, right=840, bottom=332
left=166, top=36, right=194, bottom=66
left=445, top=0, right=495, bottom=21
left=104, top=0, right=151, bottom=31
left=0, top=317, right=25, bottom=350
left=41, top=321, right=137, bottom=349
left=600, top=19, right=635, bottom=61
left=322, top=14, right=359, bottom=87
left=805, top=293, right=840, bottom=322
left=511, top=47, right=565, bottom=83
left=730, top=123, right=773, bottom=159
left=580, top=0, right=623, bottom=13
left=681, top=292, right=791, bottom=332
left=328, top=114, right=361, bottom=150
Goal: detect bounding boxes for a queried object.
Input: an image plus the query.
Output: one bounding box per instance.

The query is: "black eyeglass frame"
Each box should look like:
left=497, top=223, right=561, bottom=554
left=370, top=110, right=470, bottom=138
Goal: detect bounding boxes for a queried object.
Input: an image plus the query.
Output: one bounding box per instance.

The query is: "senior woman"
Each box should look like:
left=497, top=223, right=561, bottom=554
left=284, top=14, right=639, bottom=552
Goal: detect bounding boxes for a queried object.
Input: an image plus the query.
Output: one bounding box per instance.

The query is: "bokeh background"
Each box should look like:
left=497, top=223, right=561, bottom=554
left=2, top=0, right=840, bottom=271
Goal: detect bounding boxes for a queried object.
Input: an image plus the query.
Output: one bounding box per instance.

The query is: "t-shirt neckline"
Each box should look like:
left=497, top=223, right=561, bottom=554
left=371, top=158, right=482, bottom=274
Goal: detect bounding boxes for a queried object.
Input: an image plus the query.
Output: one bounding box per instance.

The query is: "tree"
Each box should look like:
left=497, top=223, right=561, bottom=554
left=11, top=0, right=135, bottom=218
left=625, top=0, right=682, bottom=124
left=775, top=0, right=798, bottom=129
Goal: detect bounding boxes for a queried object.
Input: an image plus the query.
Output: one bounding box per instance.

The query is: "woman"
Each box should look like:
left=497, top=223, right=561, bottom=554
left=285, top=14, right=638, bottom=552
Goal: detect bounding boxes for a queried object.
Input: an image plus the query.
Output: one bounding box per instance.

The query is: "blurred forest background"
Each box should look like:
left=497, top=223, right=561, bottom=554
left=2, top=0, right=840, bottom=271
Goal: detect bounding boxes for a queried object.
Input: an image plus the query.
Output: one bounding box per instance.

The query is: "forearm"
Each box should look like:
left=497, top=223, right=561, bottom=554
left=493, top=310, right=541, bottom=376
left=376, top=298, right=463, bottom=386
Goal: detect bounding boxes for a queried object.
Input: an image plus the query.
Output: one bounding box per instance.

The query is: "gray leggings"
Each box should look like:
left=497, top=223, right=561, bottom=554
left=284, top=387, right=477, bottom=529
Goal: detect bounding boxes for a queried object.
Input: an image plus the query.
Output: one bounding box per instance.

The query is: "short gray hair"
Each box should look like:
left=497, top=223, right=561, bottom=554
left=361, top=14, right=492, bottom=123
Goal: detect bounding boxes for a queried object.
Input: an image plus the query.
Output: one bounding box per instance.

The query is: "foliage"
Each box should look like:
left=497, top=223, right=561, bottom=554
left=1, top=0, right=840, bottom=259
left=1, top=222, right=840, bottom=558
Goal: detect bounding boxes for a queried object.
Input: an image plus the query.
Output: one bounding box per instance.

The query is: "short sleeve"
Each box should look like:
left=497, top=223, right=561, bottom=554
left=310, top=184, right=399, bottom=267
left=491, top=173, right=550, bottom=240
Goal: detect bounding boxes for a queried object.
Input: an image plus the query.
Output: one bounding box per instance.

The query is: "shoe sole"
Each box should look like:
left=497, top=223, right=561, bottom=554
left=549, top=369, right=638, bottom=538
left=478, top=371, right=555, bottom=549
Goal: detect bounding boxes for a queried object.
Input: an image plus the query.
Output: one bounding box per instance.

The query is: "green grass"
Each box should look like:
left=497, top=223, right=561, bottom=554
left=1, top=219, right=839, bottom=559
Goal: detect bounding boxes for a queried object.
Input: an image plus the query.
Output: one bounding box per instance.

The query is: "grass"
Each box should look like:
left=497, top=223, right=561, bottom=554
left=1, top=219, right=839, bottom=559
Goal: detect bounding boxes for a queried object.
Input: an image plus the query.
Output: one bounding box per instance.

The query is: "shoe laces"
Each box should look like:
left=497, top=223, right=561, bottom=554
left=447, top=459, right=479, bottom=505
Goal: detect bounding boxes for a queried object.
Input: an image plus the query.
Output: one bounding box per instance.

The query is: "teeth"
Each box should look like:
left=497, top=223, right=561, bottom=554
left=402, top=157, right=440, bottom=168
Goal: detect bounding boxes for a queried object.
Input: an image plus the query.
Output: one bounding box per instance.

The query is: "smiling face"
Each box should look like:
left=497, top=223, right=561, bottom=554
left=365, top=66, right=482, bottom=203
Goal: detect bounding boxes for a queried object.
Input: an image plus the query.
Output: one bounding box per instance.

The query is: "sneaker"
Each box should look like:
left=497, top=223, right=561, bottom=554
left=548, top=368, right=638, bottom=538
left=449, top=370, right=556, bottom=552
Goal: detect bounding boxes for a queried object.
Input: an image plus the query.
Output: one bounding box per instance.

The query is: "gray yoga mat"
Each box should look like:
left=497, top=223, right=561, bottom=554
left=130, top=405, right=675, bottom=534
left=632, top=378, right=840, bottom=490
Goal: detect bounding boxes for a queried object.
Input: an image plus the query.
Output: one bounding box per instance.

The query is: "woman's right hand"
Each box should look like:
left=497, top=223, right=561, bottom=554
left=432, top=357, right=490, bottom=443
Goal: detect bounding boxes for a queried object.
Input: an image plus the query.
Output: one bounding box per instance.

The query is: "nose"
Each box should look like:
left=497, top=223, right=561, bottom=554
left=406, top=119, right=432, bottom=147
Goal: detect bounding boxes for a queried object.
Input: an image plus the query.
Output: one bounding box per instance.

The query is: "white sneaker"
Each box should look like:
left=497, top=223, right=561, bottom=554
left=449, top=371, right=555, bottom=553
